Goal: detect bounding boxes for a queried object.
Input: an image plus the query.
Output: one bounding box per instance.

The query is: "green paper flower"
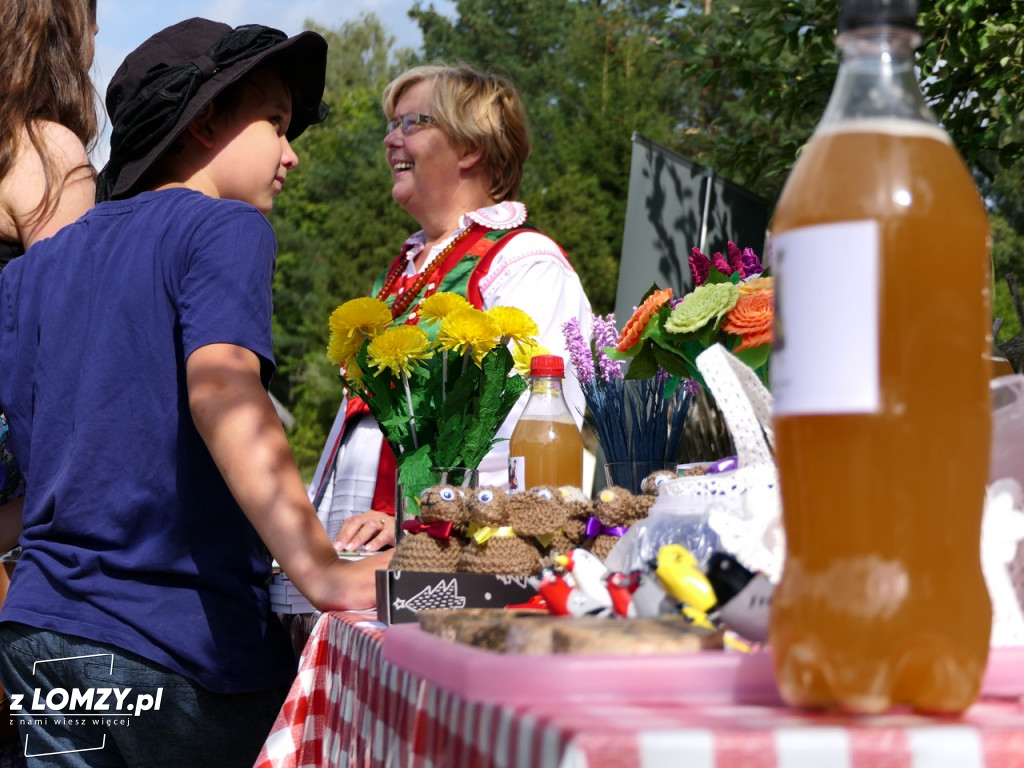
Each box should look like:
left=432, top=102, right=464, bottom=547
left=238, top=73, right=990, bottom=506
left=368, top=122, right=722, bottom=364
left=664, top=282, right=739, bottom=335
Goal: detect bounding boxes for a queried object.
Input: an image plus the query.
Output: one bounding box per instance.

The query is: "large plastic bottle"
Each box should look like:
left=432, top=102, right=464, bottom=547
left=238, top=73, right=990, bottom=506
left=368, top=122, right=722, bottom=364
left=769, top=0, right=992, bottom=714
left=508, top=355, right=584, bottom=490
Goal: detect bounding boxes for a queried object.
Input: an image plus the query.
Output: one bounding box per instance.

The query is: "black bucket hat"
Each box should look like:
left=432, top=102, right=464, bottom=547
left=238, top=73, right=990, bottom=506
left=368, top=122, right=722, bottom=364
left=97, top=18, right=329, bottom=202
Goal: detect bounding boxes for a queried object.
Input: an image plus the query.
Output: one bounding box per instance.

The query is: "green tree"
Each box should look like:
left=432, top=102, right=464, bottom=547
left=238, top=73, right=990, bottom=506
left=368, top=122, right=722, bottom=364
left=666, top=0, right=1024, bottom=200
left=987, top=158, right=1024, bottom=343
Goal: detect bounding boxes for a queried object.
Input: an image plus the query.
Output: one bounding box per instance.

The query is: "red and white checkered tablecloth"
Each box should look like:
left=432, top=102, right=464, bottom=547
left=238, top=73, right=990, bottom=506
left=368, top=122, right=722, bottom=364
left=256, top=613, right=1024, bottom=768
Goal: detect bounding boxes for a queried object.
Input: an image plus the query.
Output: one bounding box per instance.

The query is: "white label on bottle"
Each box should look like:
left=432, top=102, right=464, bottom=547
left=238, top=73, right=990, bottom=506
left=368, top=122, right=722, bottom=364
left=771, top=221, right=880, bottom=415
left=508, top=456, right=525, bottom=494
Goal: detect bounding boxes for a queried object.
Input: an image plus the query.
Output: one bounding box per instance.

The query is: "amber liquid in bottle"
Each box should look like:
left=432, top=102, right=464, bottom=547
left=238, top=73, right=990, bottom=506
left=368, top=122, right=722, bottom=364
left=509, top=415, right=584, bottom=489
left=770, top=121, right=992, bottom=714
left=508, top=357, right=584, bottom=491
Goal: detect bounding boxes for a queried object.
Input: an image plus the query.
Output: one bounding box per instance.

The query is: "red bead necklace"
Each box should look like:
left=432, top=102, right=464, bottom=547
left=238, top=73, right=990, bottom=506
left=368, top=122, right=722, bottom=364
left=377, top=225, right=477, bottom=319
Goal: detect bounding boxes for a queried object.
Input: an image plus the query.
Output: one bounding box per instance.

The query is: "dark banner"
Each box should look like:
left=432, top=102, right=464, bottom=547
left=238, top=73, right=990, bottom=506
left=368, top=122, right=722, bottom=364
left=613, top=133, right=770, bottom=325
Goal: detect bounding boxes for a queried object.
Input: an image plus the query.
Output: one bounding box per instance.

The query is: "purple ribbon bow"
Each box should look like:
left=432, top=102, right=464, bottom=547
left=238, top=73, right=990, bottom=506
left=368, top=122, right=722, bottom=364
left=584, top=515, right=628, bottom=539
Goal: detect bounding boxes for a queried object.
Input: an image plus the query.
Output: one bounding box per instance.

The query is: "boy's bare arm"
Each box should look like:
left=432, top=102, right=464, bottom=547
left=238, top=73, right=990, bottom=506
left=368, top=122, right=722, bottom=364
left=186, top=342, right=391, bottom=610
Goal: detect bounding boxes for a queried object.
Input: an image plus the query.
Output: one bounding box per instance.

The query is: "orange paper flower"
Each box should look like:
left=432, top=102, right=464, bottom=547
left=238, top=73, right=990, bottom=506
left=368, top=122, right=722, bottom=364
left=722, top=290, right=774, bottom=351
left=616, top=287, right=674, bottom=352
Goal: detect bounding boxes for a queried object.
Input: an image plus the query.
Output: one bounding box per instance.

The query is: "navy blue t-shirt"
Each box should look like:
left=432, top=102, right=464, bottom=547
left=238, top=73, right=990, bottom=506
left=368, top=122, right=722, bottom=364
left=0, top=188, right=295, bottom=693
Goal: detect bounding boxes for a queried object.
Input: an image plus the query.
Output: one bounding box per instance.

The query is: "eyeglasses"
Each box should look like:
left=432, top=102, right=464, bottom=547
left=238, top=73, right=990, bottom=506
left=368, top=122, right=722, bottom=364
left=386, top=113, right=438, bottom=138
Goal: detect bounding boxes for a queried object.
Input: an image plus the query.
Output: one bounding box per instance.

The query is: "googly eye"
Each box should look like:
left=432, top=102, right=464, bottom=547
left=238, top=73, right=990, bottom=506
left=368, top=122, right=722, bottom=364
left=477, top=489, right=494, bottom=504
left=439, top=488, right=457, bottom=502
left=536, top=488, right=554, bottom=500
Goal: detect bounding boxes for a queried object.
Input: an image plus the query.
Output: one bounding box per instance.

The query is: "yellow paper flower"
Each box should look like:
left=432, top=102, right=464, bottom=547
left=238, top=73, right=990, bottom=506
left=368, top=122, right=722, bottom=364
left=664, top=282, right=739, bottom=335
left=487, top=306, right=539, bottom=348
left=366, top=325, right=433, bottom=377
left=437, top=307, right=502, bottom=367
left=326, top=332, right=364, bottom=368
left=511, top=339, right=550, bottom=379
left=419, top=292, right=472, bottom=323
left=342, top=358, right=366, bottom=389
left=327, top=298, right=392, bottom=366
left=738, top=276, right=774, bottom=295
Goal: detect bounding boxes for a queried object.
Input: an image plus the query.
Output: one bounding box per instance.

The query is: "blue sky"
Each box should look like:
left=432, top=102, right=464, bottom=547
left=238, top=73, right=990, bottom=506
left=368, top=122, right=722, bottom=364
left=90, top=0, right=455, bottom=164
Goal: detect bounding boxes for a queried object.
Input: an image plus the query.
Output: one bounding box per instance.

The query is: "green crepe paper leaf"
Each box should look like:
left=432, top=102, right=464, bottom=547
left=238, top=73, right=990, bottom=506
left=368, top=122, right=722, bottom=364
left=733, top=343, right=771, bottom=383
left=604, top=344, right=635, bottom=361
left=457, top=351, right=510, bottom=468
left=624, top=340, right=659, bottom=380
left=497, top=371, right=527, bottom=418
left=473, top=351, right=525, bottom=457
left=696, top=317, right=726, bottom=347
left=704, top=267, right=733, bottom=285
left=662, top=375, right=685, bottom=398
left=652, top=344, right=694, bottom=379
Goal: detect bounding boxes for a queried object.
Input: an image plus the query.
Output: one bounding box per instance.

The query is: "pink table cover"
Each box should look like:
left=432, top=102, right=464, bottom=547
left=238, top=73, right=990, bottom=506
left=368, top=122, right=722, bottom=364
left=255, top=612, right=1024, bottom=768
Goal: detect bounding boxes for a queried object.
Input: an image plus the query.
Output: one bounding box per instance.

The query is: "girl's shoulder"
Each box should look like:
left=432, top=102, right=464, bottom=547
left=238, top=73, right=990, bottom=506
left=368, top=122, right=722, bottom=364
left=0, top=121, right=92, bottom=246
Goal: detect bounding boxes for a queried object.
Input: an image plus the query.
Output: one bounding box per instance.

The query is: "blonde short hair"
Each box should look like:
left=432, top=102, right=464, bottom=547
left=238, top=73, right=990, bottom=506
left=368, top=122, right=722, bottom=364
left=382, top=64, right=530, bottom=202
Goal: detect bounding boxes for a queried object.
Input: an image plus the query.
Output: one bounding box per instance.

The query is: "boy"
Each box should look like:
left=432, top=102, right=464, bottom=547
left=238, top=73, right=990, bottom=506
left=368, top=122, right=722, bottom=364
left=0, top=18, right=391, bottom=767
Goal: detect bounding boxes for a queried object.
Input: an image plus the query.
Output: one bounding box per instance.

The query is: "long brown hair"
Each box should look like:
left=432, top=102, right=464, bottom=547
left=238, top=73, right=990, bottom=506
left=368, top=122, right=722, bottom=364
left=0, top=0, right=98, bottom=229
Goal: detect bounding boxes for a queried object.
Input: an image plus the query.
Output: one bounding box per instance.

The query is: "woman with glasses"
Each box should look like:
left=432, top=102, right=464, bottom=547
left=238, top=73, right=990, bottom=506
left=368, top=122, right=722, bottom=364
left=310, top=63, right=593, bottom=553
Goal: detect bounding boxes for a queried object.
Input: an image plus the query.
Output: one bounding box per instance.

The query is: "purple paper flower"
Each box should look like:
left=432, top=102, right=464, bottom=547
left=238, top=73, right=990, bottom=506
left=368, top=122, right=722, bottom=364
left=711, top=250, right=733, bottom=277
left=562, top=317, right=595, bottom=383
left=741, top=247, right=764, bottom=277
left=727, top=241, right=745, bottom=275
left=688, top=248, right=711, bottom=287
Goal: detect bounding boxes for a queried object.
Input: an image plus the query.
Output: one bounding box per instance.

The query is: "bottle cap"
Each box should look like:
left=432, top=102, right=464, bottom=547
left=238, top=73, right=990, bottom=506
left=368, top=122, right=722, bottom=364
left=530, top=354, right=565, bottom=377
left=838, top=0, right=917, bottom=32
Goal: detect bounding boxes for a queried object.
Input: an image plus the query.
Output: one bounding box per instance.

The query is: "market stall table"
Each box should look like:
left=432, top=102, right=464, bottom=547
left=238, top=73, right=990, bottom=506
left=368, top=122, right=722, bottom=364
left=255, top=611, right=1024, bottom=768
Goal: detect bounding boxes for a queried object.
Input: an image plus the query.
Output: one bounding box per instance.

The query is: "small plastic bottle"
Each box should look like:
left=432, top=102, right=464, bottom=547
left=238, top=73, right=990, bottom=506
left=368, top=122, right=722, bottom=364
left=508, top=355, right=584, bottom=491
left=770, top=0, right=991, bottom=714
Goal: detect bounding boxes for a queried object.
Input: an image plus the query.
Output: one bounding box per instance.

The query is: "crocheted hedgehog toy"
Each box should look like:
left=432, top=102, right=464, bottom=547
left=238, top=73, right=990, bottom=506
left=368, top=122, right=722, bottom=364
left=548, top=485, right=592, bottom=556
left=389, top=484, right=470, bottom=572
left=641, top=469, right=680, bottom=495
left=585, top=484, right=657, bottom=561
left=458, top=486, right=549, bottom=576
left=505, top=485, right=570, bottom=559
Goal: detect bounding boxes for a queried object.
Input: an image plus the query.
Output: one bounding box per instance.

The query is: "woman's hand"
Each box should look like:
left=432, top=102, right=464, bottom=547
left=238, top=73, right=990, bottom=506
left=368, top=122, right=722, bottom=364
left=335, top=510, right=396, bottom=553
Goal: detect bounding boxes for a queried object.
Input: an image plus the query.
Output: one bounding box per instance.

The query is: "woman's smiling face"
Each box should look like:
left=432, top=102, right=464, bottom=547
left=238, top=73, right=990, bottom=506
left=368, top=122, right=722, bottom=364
left=383, top=80, right=466, bottom=221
